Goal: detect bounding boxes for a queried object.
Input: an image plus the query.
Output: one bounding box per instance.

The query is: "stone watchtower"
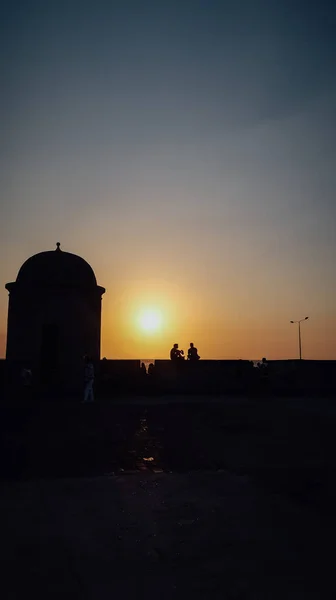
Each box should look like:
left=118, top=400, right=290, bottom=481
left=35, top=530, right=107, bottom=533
left=5, top=243, right=105, bottom=388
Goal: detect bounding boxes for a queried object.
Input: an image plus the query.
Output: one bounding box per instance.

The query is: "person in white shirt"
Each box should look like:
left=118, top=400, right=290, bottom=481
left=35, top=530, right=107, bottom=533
left=21, top=367, right=33, bottom=387
left=83, top=355, right=94, bottom=403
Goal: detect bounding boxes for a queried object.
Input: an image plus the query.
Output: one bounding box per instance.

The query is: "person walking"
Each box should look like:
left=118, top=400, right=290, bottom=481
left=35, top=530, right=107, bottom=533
left=83, top=355, right=95, bottom=403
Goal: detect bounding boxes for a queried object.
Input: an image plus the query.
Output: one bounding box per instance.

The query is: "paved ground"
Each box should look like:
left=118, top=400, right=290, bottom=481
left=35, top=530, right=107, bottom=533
left=1, top=396, right=335, bottom=598
left=0, top=470, right=333, bottom=599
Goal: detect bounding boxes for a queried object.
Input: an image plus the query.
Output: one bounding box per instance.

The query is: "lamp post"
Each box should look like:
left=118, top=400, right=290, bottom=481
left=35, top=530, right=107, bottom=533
left=290, top=317, right=309, bottom=360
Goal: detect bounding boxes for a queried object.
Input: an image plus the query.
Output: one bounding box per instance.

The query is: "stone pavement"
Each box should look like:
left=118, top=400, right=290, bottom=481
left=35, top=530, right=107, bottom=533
left=0, top=471, right=332, bottom=599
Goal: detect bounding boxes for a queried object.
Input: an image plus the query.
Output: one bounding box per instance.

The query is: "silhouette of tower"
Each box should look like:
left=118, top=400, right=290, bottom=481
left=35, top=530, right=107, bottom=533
left=5, top=243, right=105, bottom=388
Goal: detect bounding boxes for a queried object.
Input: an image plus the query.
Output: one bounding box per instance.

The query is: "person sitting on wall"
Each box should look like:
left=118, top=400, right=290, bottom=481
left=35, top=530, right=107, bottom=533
left=170, top=343, right=185, bottom=361
left=187, top=342, right=200, bottom=361
left=257, top=357, right=268, bottom=379
left=82, top=355, right=95, bottom=403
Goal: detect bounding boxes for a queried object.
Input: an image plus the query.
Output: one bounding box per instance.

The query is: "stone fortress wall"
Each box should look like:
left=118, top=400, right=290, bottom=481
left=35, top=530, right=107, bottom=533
left=1, top=358, right=335, bottom=397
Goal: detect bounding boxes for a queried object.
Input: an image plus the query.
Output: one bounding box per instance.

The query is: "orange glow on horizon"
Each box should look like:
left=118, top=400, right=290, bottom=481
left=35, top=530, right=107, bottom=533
left=0, top=251, right=336, bottom=362
left=98, top=277, right=336, bottom=361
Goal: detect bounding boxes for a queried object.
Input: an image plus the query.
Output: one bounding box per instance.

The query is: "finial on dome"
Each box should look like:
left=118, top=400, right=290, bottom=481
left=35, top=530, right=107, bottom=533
left=56, top=242, right=61, bottom=251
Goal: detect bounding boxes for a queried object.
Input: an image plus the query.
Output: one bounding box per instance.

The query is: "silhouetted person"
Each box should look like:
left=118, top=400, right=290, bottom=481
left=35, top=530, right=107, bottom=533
left=82, top=355, right=94, bottom=403
left=170, top=343, right=184, bottom=361
left=257, top=357, right=269, bottom=385
left=148, top=363, right=155, bottom=376
left=21, top=366, right=32, bottom=387
left=20, top=366, right=33, bottom=404
left=187, top=342, right=200, bottom=361
left=140, top=362, right=147, bottom=376
left=258, top=357, right=268, bottom=371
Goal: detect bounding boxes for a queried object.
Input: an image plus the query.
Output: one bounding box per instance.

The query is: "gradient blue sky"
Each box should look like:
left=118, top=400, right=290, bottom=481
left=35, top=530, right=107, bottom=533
left=1, top=0, right=335, bottom=359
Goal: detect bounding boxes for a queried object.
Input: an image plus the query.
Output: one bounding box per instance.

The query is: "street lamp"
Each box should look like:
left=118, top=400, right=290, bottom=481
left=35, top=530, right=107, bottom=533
left=290, top=317, right=309, bottom=360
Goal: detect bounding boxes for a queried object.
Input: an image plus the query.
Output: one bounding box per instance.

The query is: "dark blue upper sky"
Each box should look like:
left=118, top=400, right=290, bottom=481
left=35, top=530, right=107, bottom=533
left=0, top=0, right=335, bottom=358
left=2, top=1, right=335, bottom=126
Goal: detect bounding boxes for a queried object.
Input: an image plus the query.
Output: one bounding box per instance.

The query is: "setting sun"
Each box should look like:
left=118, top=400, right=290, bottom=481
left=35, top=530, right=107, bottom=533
left=138, top=309, right=162, bottom=333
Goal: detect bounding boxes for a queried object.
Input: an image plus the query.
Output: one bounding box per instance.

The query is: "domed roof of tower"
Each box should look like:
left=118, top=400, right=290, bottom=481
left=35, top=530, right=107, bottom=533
left=14, top=243, right=98, bottom=288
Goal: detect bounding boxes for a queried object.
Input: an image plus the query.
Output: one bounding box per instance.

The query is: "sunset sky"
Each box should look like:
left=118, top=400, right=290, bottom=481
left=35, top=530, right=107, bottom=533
left=1, top=0, right=335, bottom=360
